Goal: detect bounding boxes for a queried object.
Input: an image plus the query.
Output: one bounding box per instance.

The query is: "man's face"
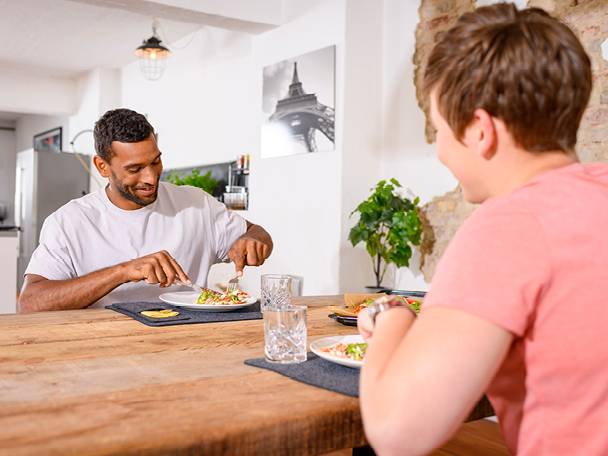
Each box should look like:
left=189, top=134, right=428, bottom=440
left=104, top=135, right=163, bottom=208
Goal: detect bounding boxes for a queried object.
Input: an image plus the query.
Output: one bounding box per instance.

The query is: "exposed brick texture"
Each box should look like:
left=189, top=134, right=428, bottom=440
left=413, top=0, right=476, bottom=144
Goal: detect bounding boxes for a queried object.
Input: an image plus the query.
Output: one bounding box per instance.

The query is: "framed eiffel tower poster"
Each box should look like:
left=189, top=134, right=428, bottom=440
left=261, top=45, right=335, bottom=158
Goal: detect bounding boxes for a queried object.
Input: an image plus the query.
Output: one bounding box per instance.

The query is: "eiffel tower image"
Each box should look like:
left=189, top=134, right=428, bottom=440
left=269, top=62, right=335, bottom=152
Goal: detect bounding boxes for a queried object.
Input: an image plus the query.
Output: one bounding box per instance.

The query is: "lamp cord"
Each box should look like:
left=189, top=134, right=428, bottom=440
left=69, top=129, right=105, bottom=189
left=157, top=21, right=199, bottom=50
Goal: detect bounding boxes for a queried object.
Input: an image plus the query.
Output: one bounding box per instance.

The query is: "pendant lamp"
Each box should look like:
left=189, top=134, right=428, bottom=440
left=135, top=19, right=171, bottom=81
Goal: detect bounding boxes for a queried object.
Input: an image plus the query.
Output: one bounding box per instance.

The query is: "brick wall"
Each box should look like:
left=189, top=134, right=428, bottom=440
left=416, top=0, right=608, bottom=281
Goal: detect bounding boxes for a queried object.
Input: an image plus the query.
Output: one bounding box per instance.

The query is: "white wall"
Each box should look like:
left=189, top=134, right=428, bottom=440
left=282, top=0, right=327, bottom=22
left=379, top=0, right=458, bottom=291
left=0, top=67, right=76, bottom=116
left=381, top=0, right=456, bottom=203
left=338, top=0, right=385, bottom=292
left=16, top=114, right=69, bottom=152
left=247, top=0, right=346, bottom=295
left=122, top=27, right=257, bottom=169
left=69, top=68, right=122, bottom=192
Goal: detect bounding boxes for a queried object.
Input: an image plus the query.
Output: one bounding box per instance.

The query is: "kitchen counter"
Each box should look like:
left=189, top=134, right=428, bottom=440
left=0, top=230, right=18, bottom=313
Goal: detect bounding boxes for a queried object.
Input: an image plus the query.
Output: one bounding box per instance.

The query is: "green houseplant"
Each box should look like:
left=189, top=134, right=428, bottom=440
left=349, top=178, right=422, bottom=289
left=166, top=169, right=219, bottom=195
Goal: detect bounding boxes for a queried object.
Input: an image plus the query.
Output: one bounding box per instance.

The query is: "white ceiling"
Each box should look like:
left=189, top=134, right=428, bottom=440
left=0, top=0, right=280, bottom=79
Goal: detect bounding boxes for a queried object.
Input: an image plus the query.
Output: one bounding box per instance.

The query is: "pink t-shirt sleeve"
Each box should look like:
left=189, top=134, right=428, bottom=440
left=424, top=206, right=551, bottom=337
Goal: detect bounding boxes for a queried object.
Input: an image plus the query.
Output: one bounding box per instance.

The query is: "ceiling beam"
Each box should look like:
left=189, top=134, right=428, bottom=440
left=67, top=0, right=282, bottom=34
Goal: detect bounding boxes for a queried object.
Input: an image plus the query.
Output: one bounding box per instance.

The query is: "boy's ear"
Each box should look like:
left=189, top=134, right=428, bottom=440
left=93, top=155, right=111, bottom=178
left=471, top=108, right=497, bottom=160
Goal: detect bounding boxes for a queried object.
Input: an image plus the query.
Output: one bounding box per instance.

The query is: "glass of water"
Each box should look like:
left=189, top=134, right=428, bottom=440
left=264, top=305, right=307, bottom=364
left=261, top=274, right=301, bottom=312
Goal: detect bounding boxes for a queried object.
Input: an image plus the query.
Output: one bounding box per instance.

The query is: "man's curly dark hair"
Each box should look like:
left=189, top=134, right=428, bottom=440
left=94, top=108, right=155, bottom=161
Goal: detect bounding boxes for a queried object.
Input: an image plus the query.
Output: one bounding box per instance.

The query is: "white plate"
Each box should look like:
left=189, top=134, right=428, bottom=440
left=310, top=334, right=365, bottom=369
left=159, top=291, right=257, bottom=312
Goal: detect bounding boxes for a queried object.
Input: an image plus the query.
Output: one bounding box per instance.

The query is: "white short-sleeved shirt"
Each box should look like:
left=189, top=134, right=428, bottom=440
left=25, top=182, right=247, bottom=308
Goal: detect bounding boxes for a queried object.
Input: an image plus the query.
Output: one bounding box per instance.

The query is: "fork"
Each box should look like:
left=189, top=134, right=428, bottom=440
left=226, top=274, right=240, bottom=293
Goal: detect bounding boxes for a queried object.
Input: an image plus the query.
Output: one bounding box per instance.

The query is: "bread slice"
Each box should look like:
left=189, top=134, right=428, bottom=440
left=328, top=293, right=386, bottom=317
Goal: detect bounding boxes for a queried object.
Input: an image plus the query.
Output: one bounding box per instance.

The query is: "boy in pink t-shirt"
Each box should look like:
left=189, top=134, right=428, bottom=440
left=358, top=4, right=607, bottom=455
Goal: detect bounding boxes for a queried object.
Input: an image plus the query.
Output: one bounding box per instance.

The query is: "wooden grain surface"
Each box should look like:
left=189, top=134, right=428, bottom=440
left=0, top=295, right=492, bottom=455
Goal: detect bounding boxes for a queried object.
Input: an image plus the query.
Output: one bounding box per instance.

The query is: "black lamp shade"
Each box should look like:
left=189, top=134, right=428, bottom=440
left=135, top=35, right=170, bottom=59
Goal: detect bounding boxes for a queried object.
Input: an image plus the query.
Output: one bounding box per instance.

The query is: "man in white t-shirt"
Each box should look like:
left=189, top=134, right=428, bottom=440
left=18, top=109, right=273, bottom=312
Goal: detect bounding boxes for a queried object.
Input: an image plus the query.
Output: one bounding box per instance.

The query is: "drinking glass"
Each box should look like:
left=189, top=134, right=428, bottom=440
left=263, top=305, right=307, bottom=364
left=261, top=274, right=301, bottom=312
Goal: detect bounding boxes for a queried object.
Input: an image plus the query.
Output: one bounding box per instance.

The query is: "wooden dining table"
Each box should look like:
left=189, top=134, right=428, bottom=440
left=0, top=295, right=493, bottom=455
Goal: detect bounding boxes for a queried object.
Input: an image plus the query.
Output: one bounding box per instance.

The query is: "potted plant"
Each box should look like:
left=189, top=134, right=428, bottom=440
left=166, top=168, right=219, bottom=196
left=348, top=178, right=422, bottom=291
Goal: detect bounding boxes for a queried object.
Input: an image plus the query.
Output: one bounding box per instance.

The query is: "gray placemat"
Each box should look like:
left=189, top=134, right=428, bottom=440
left=245, top=353, right=360, bottom=397
left=106, top=301, right=262, bottom=327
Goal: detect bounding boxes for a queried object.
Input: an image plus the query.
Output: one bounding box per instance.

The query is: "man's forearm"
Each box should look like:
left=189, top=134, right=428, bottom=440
left=18, top=265, right=127, bottom=312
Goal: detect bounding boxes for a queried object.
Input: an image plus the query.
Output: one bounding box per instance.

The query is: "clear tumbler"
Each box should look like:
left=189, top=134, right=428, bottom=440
left=263, top=305, right=307, bottom=364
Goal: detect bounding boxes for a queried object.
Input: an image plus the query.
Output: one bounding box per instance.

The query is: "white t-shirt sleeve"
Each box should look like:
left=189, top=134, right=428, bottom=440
left=25, top=215, right=76, bottom=280
left=208, top=196, right=247, bottom=261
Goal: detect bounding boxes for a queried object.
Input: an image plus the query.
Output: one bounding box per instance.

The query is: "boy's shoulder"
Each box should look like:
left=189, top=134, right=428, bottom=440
left=481, top=163, right=608, bottom=214
left=466, top=162, right=608, bottom=242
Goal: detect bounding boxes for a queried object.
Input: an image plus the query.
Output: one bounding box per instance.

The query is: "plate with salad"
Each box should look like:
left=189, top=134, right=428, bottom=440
left=310, top=334, right=368, bottom=369
left=328, top=293, right=424, bottom=326
left=159, top=288, right=257, bottom=312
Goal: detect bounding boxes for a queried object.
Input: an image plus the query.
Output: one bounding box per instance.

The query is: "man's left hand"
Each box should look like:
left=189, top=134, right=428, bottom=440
left=227, top=222, right=273, bottom=275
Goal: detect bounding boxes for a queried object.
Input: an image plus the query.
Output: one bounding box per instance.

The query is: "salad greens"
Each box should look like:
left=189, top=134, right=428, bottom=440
left=345, top=343, right=368, bottom=361
left=196, top=288, right=218, bottom=304
left=195, top=288, right=249, bottom=305
left=408, top=300, right=421, bottom=314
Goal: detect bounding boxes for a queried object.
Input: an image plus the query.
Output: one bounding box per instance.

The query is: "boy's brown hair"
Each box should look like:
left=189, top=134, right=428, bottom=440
left=423, top=3, right=592, bottom=153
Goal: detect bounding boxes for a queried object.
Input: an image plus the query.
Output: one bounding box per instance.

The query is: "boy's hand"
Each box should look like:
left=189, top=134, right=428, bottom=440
left=358, top=308, right=374, bottom=341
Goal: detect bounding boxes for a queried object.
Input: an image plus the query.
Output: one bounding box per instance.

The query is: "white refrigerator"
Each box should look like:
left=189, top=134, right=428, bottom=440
left=14, top=149, right=90, bottom=290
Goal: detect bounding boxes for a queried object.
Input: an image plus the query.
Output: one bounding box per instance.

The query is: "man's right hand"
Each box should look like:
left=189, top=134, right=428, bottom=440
left=120, top=251, right=190, bottom=287
left=18, top=251, right=191, bottom=313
